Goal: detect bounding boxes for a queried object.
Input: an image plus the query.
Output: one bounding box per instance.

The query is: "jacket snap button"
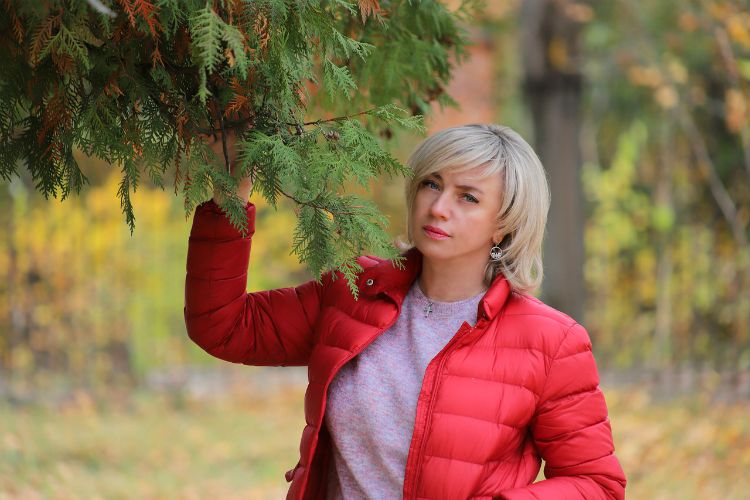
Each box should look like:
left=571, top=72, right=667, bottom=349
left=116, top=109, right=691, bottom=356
left=366, top=279, right=374, bottom=286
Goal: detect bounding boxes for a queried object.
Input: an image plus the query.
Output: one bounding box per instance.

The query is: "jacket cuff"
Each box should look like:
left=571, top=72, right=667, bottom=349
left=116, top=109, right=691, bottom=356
left=191, top=199, right=256, bottom=240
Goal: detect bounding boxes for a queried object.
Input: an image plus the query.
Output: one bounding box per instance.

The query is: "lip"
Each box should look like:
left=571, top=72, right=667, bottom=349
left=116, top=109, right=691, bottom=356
left=423, top=225, right=451, bottom=239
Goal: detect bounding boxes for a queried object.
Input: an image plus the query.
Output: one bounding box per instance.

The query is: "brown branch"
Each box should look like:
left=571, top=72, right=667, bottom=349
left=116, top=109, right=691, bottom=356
left=285, top=106, right=380, bottom=129
left=680, top=110, right=748, bottom=247
left=194, top=117, right=253, bottom=135
left=219, top=114, right=230, bottom=173
left=276, top=189, right=360, bottom=217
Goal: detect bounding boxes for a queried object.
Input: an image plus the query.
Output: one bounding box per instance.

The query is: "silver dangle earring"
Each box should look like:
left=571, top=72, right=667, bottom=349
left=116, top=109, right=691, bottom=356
left=490, top=243, right=504, bottom=262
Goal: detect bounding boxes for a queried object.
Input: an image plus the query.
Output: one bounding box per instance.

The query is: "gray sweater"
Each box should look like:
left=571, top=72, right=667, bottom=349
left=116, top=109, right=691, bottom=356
left=325, top=280, right=484, bottom=499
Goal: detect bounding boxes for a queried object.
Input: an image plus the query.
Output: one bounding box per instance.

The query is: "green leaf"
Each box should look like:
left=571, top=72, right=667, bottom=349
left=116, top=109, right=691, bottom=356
left=189, top=4, right=224, bottom=74
left=323, top=58, right=357, bottom=100
left=367, top=104, right=426, bottom=132
left=222, top=22, right=249, bottom=79
left=117, top=157, right=140, bottom=234
left=40, top=24, right=91, bottom=70
left=331, top=28, right=375, bottom=60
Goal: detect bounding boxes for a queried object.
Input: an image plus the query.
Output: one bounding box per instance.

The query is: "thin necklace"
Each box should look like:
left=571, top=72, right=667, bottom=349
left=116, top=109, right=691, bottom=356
left=423, top=287, right=488, bottom=318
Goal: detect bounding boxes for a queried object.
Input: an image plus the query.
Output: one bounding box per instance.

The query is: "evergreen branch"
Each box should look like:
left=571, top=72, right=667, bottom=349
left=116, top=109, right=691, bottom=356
left=331, top=27, right=375, bottom=60
left=323, top=57, right=357, bottom=100
left=284, top=106, right=380, bottom=128
left=283, top=104, right=424, bottom=131
left=117, top=157, right=139, bottom=234
left=277, top=188, right=362, bottom=217
left=219, top=112, right=230, bottom=173
left=1, top=0, right=470, bottom=287
left=189, top=4, right=224, bottom=74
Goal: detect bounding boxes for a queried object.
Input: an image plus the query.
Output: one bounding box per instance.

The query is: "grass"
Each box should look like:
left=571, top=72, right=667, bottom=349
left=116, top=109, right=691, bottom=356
left=607, top=388, right=750, bottom=499
left=0, top=388, right=304, bottom=499
left=1, top=382, right=749, bottom=499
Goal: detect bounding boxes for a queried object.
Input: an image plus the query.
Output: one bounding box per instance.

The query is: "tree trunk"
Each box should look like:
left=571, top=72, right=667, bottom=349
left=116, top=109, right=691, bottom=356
left=521, top=0, right=585, bottom=322
left=651, top=123, right=675, bottom=370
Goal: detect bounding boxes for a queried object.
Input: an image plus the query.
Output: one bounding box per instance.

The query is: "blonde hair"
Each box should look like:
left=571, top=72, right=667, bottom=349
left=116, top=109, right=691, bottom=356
left=401, top=124, right=550, bottom=294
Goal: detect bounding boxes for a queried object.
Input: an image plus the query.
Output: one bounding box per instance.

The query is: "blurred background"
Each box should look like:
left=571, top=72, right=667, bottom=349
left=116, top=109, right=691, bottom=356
left=2, top=0, right=750, bottom=498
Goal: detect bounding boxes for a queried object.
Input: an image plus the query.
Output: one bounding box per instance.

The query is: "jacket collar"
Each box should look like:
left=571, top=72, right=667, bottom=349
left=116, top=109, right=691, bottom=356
left=356, top=247, right=512, bottom=321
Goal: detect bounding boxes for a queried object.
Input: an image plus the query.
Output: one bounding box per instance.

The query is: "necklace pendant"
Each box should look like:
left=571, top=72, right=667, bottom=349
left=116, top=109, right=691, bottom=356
left=424, top=302, right=433, bottom=317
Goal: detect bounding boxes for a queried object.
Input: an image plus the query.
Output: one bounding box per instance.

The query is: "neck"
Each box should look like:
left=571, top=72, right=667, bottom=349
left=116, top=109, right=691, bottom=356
left=418, top=255, right=488, bottom=302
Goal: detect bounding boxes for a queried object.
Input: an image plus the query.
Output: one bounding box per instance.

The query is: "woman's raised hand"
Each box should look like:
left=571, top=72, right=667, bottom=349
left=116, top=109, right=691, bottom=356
left=208, top=129, right=253, bottom=205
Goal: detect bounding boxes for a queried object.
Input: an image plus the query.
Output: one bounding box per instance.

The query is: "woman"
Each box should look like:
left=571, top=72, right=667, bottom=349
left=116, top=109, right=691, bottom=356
left=184, top=124, right=626, bottom=499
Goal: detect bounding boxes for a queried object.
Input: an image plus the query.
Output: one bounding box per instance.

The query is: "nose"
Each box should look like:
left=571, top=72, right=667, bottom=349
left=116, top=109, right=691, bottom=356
left=429, top=191, right=450, bottom=219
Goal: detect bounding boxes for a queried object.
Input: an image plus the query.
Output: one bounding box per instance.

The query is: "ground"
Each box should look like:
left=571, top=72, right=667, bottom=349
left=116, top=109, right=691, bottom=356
left=1, top=371, right=749, bottom=499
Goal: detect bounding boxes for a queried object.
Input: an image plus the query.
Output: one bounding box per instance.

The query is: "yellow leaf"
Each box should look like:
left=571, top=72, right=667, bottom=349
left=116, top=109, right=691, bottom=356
left=547, top=37, right=569, bottom=71
left=655, top=86, right=678, bottom=109
left=627, top=65, right=663, bottom=88
left=727, top=15, right=750, bottom=49
left=668, top=60, right=688, bottom=84
left=725, top=88, right=747, bottom=132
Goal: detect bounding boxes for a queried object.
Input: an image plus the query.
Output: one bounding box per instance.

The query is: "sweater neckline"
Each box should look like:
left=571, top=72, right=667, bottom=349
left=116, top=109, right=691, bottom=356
left=413, top=280, right=486, bottom=304
left=409, top=280, right=485, bottom=319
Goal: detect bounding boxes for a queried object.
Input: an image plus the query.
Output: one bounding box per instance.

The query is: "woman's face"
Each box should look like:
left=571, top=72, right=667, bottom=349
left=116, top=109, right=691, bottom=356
left=409, top=164, right=504, bottom=268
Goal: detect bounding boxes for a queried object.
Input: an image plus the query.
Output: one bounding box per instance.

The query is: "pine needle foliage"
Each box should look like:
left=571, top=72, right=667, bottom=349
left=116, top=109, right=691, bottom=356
left=0, top=0, right=480, bottom=294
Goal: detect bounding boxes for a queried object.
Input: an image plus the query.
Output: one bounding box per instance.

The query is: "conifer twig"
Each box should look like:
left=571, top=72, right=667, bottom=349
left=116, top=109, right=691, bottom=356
left=277, top=189, right=360, bottom=217
left=285, top=106, right=380, bottom=129
left=219, top=114, right=230, bottom=174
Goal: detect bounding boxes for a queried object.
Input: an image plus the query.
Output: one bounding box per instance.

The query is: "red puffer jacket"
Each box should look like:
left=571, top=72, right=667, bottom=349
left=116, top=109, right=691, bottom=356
left=184, top=200, right=626, bottom=499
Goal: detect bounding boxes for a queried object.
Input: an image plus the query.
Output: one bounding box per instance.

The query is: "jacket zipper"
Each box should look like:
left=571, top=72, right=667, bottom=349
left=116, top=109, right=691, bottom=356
left=297, top=299, right=403, bottom=498
left=404, top=321, right=474, bottom=499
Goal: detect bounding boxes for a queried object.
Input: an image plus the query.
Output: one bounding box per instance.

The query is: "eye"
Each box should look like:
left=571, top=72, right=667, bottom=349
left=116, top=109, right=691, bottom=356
left=462, top=193, right=479, bottom=203
left=421, top=179, right=439, bottom=190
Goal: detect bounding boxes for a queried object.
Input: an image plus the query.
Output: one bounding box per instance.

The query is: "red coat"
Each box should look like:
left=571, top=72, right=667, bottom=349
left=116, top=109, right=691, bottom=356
left=184, top=200, right=626, bottom=499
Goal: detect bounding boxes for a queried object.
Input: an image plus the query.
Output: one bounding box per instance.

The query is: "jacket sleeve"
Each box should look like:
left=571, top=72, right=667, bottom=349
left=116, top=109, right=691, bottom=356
left=498, top=323, right=627, bottom=500
left=184, top=199, right=325, bottom=366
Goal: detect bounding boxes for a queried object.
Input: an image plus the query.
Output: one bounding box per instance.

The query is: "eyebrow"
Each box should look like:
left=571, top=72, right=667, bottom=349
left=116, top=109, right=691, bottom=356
left=432, top=173, right=485, bottom=195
